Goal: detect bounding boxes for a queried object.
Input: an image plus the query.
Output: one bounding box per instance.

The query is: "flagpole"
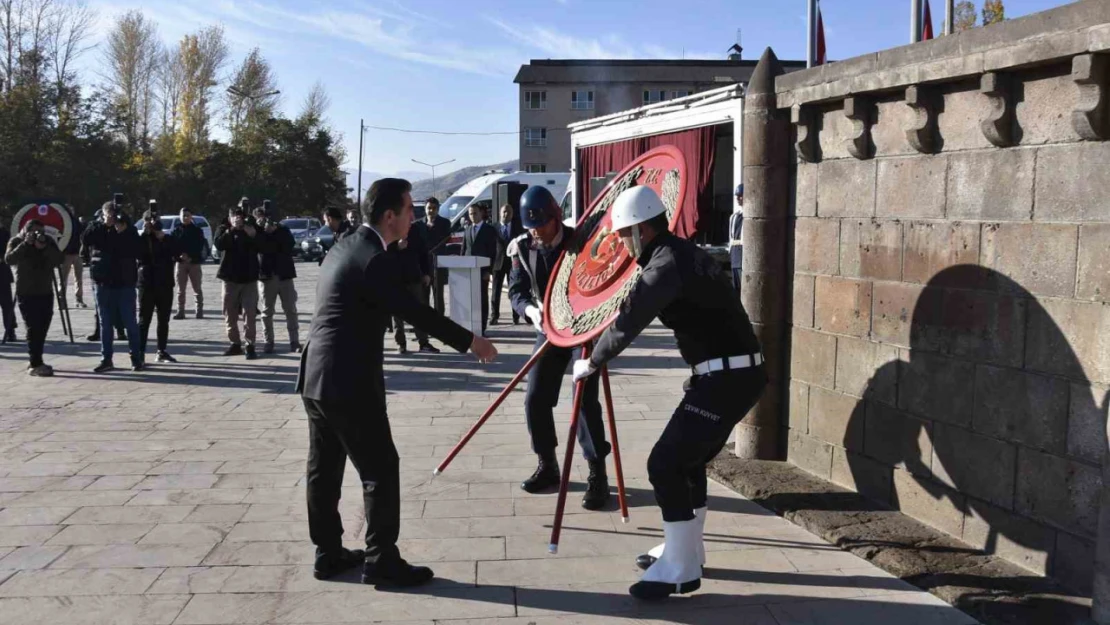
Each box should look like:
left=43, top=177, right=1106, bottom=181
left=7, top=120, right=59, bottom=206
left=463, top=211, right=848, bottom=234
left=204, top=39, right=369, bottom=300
left=806, top=0, right=818, bottom=68
left=945, top=0, right=954, bottom=35
left=911, top=0, right=923, bottom=42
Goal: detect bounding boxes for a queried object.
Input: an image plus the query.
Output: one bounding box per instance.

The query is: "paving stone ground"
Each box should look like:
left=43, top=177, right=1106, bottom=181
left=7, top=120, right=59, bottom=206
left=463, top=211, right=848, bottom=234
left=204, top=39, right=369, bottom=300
left=0, top=261, right=979, bottom=624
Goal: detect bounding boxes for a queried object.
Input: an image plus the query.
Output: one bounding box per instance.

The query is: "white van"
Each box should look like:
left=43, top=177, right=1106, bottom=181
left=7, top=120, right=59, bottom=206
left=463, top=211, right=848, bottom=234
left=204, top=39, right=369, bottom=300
left=440, top=171, right=570, bottom=252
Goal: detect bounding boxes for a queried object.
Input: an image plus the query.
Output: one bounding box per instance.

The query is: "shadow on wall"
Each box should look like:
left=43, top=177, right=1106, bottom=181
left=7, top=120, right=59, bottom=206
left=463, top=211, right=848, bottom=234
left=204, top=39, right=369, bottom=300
left=843, top=265, right=1110, bottom=590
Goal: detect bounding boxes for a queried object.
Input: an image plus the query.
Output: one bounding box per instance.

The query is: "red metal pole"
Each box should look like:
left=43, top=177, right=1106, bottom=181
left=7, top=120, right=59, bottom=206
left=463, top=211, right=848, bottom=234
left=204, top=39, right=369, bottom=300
left=548, top=344, right=590, bottom=555
left=600, top=366, right=629, bottom=524
left=434, top=340, right=551, bottom=476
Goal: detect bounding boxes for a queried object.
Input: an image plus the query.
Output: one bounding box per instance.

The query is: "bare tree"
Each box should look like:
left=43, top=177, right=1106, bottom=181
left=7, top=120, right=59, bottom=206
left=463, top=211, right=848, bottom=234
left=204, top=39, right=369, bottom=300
left=104, top=9, right=161, bottom=148
left=46, top=0, right=93, bottom=122
left=225, top=47, right=279, bottom=144
left=298, top=80, right=329, bottom=127
left=155, top=44, right=183, bottom=137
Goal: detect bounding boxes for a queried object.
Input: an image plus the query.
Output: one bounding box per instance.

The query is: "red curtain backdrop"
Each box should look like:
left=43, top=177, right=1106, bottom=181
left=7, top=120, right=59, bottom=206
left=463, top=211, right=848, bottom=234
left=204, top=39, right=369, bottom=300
left=575, top=126, right=717, bottom=239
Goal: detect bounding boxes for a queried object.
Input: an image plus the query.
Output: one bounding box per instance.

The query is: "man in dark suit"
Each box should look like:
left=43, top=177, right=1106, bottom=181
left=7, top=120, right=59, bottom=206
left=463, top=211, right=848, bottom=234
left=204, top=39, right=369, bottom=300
left=297, top=178, right=498, bottom=588
left=490, top=203, right=523, bottom=326
left=389, top=220, right=437, bottom=354
left=461, top=203, right=497, bottom=335
left=420, top=198, right=452, bottom=315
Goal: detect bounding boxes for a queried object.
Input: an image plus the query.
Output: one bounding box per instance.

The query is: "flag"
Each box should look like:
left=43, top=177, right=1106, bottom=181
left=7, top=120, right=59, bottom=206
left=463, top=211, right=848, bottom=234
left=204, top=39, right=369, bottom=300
left=816, top=3, right=827, bottom=65
left=922, top=0, right=935, bottom=40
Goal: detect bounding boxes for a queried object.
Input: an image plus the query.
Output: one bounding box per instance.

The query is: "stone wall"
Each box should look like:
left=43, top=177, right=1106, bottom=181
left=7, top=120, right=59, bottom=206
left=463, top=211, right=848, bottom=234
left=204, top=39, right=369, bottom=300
left=751, top=0, right=1110, bottom=594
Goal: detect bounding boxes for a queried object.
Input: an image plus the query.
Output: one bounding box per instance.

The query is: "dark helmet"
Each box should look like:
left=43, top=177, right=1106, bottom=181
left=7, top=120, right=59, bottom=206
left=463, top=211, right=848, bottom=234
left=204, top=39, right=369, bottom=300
left=520, top=185, right=560, bottom=229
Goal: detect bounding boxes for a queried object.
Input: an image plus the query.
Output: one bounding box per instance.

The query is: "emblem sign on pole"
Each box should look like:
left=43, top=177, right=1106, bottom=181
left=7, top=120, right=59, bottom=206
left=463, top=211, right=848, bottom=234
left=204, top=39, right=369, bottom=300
left=13, top=201, right=74, bottom=251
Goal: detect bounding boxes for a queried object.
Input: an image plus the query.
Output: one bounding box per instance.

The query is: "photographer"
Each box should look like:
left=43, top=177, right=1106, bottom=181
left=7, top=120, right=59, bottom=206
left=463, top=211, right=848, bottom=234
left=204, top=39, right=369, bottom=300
left=253, top=206, right=300, bottom=354
left=82, top=201, right=143, bottom=373
left=0, top=217, right=17, bottom=344
left=138, top=209, right=180, bottom=363
left=4, top=220, right=62, bottom=375
left=173, top=207, right=206, bottom=319
left=81, top=209, right=126, bottom=344
left=215, top=206, right=260, bottom=360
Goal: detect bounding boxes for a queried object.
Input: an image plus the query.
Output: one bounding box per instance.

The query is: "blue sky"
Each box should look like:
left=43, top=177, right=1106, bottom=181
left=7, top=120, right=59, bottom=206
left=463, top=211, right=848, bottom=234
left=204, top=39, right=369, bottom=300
left=82, top=0, right=1067, bottom=191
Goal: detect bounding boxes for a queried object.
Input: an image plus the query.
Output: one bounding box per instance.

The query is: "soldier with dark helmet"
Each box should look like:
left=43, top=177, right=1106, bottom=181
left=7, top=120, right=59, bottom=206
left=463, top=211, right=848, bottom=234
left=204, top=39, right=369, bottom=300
left=507, top=185, right=611, bottom=510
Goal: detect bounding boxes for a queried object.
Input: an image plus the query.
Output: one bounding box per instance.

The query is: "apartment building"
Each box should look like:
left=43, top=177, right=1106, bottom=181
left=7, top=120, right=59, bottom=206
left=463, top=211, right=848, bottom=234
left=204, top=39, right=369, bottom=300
left=513, top=56, right=805, bottom=172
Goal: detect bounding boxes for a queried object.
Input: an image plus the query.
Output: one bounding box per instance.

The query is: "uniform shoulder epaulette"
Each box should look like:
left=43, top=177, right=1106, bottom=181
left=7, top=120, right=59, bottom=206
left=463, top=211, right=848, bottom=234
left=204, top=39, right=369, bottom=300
left=507, top=233, right=530, bottom=258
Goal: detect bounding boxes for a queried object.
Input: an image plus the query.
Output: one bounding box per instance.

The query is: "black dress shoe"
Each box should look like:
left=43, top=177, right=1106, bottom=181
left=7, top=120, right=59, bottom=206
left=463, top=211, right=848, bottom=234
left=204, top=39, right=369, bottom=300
left=173, top=311, right=186, bottom=320
left=418, top=344, right=440, bottom=354
left=245, top=346, right=257, bottom=361
left=629, top=577, right=701, bottom=600
left=362, top=559, right=434, bottom=588
left=520, top=457, right=561, bottom=494
left=85, top=332, right=99, bottom=342
left=224, top=343, right=243, bottom=356
left=116, top=330, right=127, bottom=341
left=313, top=547, right=366, bottom=580
left=156, top=351, right=177, bottom=363
left=93, top=360, right=114, bottom=373
left=397, top=345, right=408, bottom=355
left=636, top=554, right=657, bottom=570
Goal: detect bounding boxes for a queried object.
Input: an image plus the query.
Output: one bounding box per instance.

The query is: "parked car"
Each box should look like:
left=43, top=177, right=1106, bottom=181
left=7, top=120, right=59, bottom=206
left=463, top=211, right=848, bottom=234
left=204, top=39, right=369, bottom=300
left=282, top=217, right=321, bottom=258
left=299, top=224, right=335, bottom=262
left=135, top=214, right=214, bottom=261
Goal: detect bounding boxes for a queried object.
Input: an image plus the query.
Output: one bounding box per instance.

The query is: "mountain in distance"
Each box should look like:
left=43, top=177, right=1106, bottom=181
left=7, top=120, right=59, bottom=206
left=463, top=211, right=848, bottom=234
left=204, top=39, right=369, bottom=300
left=346, top=159, right=519, bottom=203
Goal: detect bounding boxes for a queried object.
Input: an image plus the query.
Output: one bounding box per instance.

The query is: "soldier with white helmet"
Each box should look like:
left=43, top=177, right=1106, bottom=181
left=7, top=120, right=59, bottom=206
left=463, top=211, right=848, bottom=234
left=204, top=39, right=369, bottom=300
left=508, top=185, right=612, bottom=511
left=571, top=185, right=766, bottom=600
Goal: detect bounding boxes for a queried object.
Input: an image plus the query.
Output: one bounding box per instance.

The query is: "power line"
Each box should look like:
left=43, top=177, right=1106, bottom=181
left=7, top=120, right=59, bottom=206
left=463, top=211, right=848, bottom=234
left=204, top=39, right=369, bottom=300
left=362, top=124, right=569, bottom=136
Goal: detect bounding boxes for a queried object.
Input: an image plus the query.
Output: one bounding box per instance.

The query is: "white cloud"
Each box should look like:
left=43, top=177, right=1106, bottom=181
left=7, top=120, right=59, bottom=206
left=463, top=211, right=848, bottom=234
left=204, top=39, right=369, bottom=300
left=488, top=18, right=721, bottom=61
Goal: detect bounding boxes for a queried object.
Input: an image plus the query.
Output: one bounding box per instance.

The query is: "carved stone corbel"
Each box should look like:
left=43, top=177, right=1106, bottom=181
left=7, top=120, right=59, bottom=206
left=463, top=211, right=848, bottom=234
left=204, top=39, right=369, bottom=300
left=843, top=96, right=871, bottom=160
left=1072, top=53, right=1109, bottom=141
left=905, top=85, right=938, bottom=154
left=792, top=105, right=817, bottom=163
left=980, top=72, right=1014, bottom=148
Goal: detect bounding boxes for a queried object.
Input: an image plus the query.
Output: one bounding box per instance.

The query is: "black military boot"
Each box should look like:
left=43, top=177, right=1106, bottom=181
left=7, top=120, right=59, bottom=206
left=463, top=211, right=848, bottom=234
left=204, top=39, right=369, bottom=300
left=521, top=454, right=560, bottom=494
left=582, top=458, right=610, bottom=510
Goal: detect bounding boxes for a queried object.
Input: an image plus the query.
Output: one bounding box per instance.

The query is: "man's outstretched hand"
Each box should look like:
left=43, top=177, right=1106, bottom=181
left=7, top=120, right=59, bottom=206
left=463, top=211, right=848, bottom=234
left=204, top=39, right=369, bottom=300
left=471, top=335, right=498, bottom=363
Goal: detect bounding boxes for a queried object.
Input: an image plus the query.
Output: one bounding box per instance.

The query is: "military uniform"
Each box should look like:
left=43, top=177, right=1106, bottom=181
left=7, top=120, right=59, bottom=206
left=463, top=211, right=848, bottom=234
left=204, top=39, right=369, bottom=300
left=579, top=186, right=765, bottom=599
left=508, top=209, right=610, bottom=508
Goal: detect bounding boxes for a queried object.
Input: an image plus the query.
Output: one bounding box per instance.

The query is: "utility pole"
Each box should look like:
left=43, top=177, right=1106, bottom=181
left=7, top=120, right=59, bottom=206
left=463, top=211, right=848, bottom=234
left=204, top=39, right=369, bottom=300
left=945, top=0, right=955, bottom=35
left=806, top=0, right=818, bottom=68
left=412, top=158, right=456, bottom=198
left=357, top=119, right=365, bottom=208
left=911, top=0, right=923, bottom=42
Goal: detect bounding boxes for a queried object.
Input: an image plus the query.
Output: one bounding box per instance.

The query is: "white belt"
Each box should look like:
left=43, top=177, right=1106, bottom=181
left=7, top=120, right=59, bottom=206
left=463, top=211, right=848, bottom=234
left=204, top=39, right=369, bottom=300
left=692, top=353, right=763, bottom=376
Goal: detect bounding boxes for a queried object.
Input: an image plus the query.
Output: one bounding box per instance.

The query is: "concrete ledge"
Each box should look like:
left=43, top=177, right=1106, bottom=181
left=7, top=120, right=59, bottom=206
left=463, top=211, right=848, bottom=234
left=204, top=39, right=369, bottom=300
left=708, top=453, right=1093, bottom=625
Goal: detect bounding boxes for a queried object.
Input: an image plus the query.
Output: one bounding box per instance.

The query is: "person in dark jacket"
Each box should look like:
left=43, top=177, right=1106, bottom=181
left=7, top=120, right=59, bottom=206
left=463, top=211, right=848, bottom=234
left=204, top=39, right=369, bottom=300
left=58, top=204, right=86, bottom=307
left=0, top=218, right=17, bottom=344
left=173, top=207, right=206, bottom=319
left=138, top=210, right=180, bottom=364
left=254, top=207, right=300, bottom=354
left=420, top=198, right=452, bottom=315
left=80, top=213, right=126, bottom=344
left=4, top=220, right=62, bottom=375
left=571, top=186, right=765, bottom=601
left=461, top=203, right=498, bottom=335
left=81, top=202, right=143, bottom=373
left=215, top=207, right=260, bottom=359
left=490, top=203, right=523, bottom=325
left=389, top=221, right=437, bottom=354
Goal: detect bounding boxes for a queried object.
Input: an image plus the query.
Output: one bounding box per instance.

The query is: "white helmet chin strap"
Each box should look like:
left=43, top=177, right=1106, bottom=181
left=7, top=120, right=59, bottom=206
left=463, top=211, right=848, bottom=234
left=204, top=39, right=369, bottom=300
left=630, top=225, right=644, bottom=258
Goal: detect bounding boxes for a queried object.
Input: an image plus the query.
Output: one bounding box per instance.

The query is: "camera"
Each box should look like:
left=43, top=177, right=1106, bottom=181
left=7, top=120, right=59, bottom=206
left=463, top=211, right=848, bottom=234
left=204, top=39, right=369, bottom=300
left=148, top=199, right=159, bottom=220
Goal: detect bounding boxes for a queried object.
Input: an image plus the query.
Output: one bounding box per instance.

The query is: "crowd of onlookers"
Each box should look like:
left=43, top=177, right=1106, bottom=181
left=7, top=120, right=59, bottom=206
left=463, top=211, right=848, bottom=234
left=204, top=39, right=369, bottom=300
left=0, top=192, right=542, bottom=377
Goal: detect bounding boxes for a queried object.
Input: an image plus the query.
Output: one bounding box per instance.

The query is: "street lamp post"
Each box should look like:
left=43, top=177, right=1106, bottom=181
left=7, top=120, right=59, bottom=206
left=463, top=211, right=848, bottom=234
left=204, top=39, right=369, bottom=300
left=357, top=119, right=366, bottom=208
left=412, top=158, right=456, bottom=198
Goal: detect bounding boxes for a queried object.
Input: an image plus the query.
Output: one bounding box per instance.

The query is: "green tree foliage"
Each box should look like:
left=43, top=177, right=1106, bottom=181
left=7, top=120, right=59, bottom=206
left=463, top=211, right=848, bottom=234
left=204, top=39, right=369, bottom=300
left=0, top=7, right=347, bottom=224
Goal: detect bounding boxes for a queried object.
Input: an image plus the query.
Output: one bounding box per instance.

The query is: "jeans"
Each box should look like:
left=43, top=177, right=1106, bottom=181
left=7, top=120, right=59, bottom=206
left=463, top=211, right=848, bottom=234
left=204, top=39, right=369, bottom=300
left=17, top=294, right=52, bottom=367
left=95, top=285, right=141, bottom=365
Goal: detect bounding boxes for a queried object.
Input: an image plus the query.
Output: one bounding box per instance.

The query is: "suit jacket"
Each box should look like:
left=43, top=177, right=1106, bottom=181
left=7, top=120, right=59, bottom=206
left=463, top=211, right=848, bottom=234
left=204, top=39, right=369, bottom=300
left=494, top=222, right=523, bottom=272
left=296, top=226, right=474, bottom=407
left=462, top=222, right=497, bottom=271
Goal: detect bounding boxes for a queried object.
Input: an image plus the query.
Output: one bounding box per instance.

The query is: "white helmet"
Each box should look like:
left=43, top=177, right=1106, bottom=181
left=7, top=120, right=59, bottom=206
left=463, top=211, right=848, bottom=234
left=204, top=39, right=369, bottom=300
left=610, top=186, right=666, bottom=231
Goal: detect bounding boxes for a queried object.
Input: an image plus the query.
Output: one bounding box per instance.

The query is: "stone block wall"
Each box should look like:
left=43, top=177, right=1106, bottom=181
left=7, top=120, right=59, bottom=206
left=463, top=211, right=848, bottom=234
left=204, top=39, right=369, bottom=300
left=764, top=1, right=1110, bottom=592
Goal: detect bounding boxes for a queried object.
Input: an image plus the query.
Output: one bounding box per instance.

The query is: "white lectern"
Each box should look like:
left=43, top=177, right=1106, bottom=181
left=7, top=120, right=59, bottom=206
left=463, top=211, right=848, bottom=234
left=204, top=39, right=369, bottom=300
left=437, top=256, right=490, bottom=335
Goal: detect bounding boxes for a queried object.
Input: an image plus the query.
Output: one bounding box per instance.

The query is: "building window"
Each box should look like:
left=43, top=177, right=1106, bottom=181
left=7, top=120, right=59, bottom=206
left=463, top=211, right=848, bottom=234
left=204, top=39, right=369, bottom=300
left=524, top=127, right=547, bottom=147
left=670, top=90, right=690, bottom=99
left=523, top=91, right=547, bottom=110
left=525, top=163, right=547, bottom=173
left=643, top=90, right=666, bottom=105
left=571, top=90, right=594, bottom=110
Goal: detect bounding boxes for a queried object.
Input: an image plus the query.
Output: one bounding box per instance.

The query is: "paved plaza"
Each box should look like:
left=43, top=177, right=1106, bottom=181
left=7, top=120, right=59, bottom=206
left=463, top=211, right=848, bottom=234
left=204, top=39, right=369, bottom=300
left=0, top=262, right=978, bottom=625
